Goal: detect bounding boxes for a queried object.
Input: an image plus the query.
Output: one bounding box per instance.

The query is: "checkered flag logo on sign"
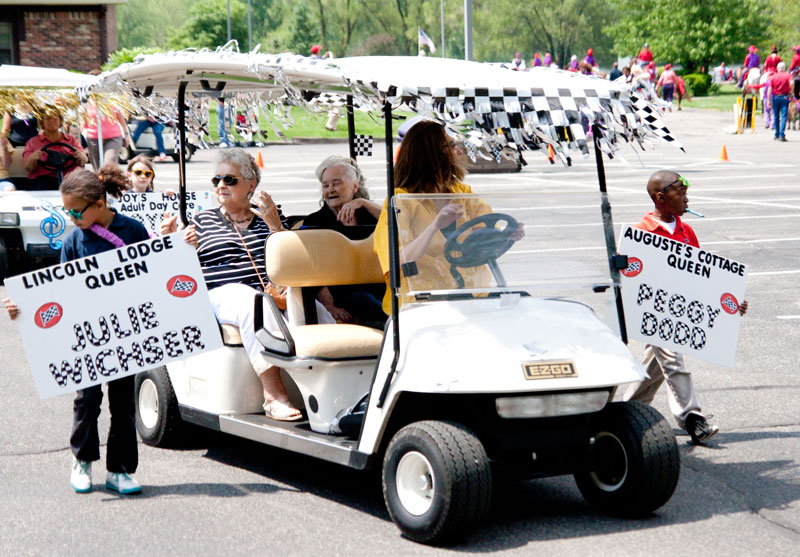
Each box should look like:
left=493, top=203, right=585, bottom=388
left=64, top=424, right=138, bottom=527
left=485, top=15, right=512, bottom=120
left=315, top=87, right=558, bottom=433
left=35, top=302, right=63, bottom=329
left=720, top=292, right=739, bottom=315
left=621, top=257, right=643, bottom=278
left=353, top=134, right=373, bottom=157
left=167, top=275, right=198, bottom=298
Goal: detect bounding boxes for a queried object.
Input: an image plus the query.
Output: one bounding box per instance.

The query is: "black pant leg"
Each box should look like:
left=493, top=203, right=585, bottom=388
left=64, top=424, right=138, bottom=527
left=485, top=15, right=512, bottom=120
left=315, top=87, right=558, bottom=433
left=106, top=375, right=138, bottom=474
left=70, top=385, right=103, bottom=462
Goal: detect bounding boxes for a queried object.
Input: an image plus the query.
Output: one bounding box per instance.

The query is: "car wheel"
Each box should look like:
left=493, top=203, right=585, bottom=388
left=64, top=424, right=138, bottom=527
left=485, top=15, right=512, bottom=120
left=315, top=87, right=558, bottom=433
left=171, top=144, right=193, bottom=163
left=118, top=145, right=132, bottom=164
left=574, top=401, right=680, bottom=516
left=383, top=420, right=492, bottom=545
left=0, top=236, right=8, bottom=284
left=134, top=367, right=181, bottom=447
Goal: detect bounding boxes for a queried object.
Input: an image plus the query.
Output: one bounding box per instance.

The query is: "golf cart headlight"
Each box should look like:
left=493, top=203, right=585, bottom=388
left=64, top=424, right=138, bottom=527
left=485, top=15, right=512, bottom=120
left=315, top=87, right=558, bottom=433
left=496, top=391, right=609, bottom=418
left=0, top=212, right=20, bottom=226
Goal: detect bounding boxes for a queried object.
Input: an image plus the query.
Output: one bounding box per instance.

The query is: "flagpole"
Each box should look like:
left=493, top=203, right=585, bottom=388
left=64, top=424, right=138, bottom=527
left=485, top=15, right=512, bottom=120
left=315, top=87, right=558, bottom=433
left=417, top=27, right=421, bottom=56
left=440, top=0, right=445, bottom=58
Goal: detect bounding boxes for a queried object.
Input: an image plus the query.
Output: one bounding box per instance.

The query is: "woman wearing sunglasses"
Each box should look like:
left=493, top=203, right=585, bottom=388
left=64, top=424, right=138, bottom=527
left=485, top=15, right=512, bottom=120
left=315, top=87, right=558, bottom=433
left=161, top=148, right=332, bottom=421
left=4, top=163, right=150, bottom=494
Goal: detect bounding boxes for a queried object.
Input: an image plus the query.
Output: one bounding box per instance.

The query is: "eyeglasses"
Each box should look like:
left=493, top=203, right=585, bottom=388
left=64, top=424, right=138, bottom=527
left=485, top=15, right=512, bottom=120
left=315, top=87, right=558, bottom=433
left=212, top=174, right=240, bottom=186
left=60, top=201, right=94, bottom=221
left=661, top=175, right=690, bottom=193
left=132, top=169, right=154, bottom=178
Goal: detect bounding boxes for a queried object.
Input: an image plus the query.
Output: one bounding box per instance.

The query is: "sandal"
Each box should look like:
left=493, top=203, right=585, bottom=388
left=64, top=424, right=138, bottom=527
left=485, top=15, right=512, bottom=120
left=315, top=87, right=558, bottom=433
left=263, top=399, right=303, bottom=422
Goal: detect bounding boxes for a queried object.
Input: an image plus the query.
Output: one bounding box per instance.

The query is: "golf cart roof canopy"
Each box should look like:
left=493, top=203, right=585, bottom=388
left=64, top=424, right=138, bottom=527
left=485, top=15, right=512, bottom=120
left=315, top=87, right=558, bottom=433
left=79, top=46, right=681, bottom=162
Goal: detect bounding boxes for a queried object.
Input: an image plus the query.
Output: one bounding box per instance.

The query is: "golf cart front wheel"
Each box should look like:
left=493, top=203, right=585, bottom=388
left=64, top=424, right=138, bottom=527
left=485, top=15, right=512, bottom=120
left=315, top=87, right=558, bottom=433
left=171, top=144, right=193, bottom=163
left=382, top=420, right=492, bottom=545
left=134, top=367, right=181, bottom=447
left=574, top=401, right=680, bottom=516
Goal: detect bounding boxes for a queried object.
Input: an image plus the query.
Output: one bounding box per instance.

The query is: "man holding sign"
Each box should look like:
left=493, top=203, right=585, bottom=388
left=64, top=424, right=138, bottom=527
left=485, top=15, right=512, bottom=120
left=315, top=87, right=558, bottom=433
left=622, top=170, right=748, bottom=445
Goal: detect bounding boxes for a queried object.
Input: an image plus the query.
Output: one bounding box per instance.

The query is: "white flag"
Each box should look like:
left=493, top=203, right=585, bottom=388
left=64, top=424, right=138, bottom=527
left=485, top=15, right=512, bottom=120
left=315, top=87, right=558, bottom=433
left=418, top=28, right=436, bottom=53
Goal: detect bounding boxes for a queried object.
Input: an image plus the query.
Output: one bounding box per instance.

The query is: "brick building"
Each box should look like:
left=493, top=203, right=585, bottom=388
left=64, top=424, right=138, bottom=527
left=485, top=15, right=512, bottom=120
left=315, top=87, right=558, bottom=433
left=0, top=1, right=125, bottom=72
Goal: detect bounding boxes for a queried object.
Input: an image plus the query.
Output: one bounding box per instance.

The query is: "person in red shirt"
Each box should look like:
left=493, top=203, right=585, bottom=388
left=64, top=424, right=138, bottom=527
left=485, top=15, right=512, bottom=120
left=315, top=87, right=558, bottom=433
left=790, top=45, right=800, bottom=98
left=763, top=45, right=782, bottom=73
left=23, top=111, right=87, bottom=190
left=770, top=62, right=792, bottom=141
left=623, top=170, right=748, bottom=445
left=638, top=43, right=653, bottom=66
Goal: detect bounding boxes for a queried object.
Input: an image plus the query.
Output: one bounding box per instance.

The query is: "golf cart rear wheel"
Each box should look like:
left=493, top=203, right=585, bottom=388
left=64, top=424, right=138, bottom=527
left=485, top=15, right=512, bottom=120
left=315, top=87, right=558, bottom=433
left=117, top=145, right=132, bottom=164
left=574, top=401, right=679, bottom=516
left=383, top=420, right=492, bottom=545
left=134, top=367, right=181, bottom=447
left=171, top=144, right=193, bottom=163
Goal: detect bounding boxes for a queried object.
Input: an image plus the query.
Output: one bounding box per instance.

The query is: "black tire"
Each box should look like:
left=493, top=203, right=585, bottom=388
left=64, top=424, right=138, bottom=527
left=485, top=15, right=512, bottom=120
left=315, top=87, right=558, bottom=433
left=574, top=401, right=680, bottom=517
left=134, top=367, right=181, bottom=447
left=0, top=236, right=8, bottom=284
left=382, top=420, right=492, bottom=545
left=171, top=144, right=193, bottom=163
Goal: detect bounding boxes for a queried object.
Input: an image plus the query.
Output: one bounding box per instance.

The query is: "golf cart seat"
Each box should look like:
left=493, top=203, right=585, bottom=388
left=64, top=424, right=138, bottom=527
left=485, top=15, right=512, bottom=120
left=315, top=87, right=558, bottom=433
left=259, top=228, right=385, bottom=361
left=220, top=324, right=244, bottom=346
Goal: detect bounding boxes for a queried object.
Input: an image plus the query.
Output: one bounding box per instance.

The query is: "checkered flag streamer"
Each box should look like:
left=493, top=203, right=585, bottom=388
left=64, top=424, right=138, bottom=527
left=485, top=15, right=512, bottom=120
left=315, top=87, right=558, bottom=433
left=170, top=278, right=195, bottom=294
left=353, top=134, right=373, bottom=157
left=39, top=305, right=60, bottom=327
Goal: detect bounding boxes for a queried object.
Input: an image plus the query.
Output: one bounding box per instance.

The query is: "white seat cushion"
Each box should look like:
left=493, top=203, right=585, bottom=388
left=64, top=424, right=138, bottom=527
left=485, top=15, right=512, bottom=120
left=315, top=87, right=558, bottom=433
left=289, top=324, right=383, bottom=359
left=220, top=324, right=243, bottom=346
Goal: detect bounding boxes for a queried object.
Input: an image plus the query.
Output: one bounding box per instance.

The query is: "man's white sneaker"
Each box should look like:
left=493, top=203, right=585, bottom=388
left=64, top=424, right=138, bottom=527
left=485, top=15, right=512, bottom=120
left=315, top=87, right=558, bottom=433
left=105, top=472, right=142, bottom=494
left=70, top=458, right=92, bottom=493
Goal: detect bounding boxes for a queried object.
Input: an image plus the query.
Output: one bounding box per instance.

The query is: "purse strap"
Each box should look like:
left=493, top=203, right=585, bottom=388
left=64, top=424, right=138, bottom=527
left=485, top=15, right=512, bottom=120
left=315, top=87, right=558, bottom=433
left=222, top=210, right=269, bottom=292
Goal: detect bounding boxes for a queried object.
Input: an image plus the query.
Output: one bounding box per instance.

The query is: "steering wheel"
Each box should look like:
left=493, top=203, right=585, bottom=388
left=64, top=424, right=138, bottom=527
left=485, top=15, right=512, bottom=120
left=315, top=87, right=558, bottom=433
left=37, top=142, right=80, bottom=174
left=443, top=213, right=519, bottom=287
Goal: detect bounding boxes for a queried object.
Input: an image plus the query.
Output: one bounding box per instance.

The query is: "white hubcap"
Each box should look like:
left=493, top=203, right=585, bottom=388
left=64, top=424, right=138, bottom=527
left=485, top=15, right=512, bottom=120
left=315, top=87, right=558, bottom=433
left=396, top=451, right=435, bottom=516
left=138, top=378, right=159, bottom=430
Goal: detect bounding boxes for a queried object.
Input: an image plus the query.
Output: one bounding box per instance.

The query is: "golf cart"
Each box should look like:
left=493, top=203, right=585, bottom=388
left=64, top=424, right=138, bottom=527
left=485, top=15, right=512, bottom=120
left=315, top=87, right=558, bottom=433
left=118, top=118, right=198, bottom=164
left=0, top=64, right=92, bottom=282
left=85, top=50, right=683, bottom=544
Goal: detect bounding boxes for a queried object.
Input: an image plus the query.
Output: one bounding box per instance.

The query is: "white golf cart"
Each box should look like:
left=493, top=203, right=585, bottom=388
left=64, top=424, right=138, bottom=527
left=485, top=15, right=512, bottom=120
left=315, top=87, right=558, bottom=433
left=85, top=50, right=683, bottom=544
left=0, top=64, right=92, bottom=282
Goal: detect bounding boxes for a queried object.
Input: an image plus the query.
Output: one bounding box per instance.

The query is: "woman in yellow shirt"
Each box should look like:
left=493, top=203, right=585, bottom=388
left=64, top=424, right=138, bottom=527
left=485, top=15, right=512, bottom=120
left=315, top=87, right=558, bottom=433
left=374, top=121, right=498, bottom=314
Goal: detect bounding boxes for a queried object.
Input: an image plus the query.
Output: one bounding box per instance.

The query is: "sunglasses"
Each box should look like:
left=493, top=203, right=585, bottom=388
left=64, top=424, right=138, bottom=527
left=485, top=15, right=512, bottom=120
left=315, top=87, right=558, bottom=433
left=60, top=201, right=94, bottom=221
left=661, top=175, right=690, bottom=193
left=211, top=174, right=240, bottom=186
left=132, top=169, right=154, bottom=179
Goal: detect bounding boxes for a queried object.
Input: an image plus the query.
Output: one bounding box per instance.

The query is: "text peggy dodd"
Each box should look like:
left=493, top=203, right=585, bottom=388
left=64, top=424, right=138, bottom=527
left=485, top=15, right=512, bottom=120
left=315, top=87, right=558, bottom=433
left=5, top=234, right=223, bottom=399
left=617, top=226, right=747, bottom=368
left=113, top=191, right=219, bottom=234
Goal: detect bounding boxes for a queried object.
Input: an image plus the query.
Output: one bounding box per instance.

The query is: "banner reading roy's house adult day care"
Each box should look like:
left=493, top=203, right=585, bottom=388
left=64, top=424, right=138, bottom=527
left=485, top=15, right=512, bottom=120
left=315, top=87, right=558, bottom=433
left=5, top=234, right=222, bottom=399
left=618, top=225, right=747, bottom=367
left=113, top=191, right=218, bottom=234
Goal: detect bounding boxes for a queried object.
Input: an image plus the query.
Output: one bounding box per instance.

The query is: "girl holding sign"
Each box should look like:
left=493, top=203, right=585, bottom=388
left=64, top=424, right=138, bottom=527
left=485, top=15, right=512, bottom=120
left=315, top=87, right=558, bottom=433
left=3, top=164, right=149, bottom=494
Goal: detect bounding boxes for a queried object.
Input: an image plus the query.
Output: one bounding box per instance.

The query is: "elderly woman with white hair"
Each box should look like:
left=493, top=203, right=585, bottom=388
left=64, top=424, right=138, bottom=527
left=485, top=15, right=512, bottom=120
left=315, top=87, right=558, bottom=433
left=302, top=156, right=385, bottom=327
left=162, top=148, right=333, bottom=421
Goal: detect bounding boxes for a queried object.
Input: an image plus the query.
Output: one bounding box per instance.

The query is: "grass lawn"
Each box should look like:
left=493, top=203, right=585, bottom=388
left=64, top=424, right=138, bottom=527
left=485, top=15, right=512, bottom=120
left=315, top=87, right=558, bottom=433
left=682, top=84, right=746, bottom=112
left=207, top=106, right=411, bottom=142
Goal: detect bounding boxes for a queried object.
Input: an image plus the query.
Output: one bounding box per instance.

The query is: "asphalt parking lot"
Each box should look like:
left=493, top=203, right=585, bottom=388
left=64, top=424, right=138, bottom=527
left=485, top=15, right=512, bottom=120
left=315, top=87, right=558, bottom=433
left=0, top=108, right=798, bottom=554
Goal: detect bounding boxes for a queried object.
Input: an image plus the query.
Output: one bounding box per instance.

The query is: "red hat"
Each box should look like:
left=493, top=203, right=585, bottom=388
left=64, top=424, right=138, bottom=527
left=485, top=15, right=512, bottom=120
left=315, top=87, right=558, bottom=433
left=665, top=63, right=672, bottom=70
left=587, top=48, right=593, bottom=56
left=310, top=44, right=321, bottom=54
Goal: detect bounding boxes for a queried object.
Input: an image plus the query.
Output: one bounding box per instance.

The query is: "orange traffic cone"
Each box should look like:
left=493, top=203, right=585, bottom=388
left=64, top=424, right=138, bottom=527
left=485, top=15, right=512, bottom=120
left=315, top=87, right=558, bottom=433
left=719, top=145, right=729, bottom=161
left=547, top=143, right=556, bottom=164
left=256, top=151, right=265, bottom=168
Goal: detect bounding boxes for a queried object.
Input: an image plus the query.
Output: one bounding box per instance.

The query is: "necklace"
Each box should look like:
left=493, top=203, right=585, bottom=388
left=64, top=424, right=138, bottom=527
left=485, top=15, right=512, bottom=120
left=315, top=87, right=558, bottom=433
left=222, top=208, right=252, bottom=225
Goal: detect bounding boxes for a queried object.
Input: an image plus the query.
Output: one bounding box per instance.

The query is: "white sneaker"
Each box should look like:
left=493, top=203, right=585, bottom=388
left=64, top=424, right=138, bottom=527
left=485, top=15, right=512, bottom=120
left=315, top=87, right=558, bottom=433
left=70, top=458, right=92, bottom=493
left=105, top=472, right=142, bottom=494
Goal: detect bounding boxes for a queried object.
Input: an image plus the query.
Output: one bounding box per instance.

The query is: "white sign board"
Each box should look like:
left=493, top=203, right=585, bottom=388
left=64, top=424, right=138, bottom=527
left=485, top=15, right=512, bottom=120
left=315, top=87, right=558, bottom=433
left=5, top=234, right=223, bottom=399
left=113, top=191, right=218, bottom=234
left=618, top=225, right=747, bottom=368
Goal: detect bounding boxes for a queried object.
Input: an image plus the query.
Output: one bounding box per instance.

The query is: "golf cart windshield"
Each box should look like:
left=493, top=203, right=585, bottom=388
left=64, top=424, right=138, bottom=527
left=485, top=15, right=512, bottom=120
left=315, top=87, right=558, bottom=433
left=393, top=191, right=615, bottom=306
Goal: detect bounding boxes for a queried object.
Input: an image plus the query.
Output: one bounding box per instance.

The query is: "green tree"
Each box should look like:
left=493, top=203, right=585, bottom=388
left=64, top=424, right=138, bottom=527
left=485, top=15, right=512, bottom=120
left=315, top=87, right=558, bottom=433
left=288, top=1, right=318, bottom=55
left=766, top=0, right=800, bottom=55
left=118, top=0, right=193, bottom=49
left=607, top=0, right=770, bottom=71
left=167, top=0, right=249, bottom=50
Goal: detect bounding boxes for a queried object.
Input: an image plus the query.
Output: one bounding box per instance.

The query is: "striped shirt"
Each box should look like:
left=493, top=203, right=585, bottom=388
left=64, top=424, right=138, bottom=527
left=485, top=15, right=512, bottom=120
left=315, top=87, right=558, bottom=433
left=193, top=208, right=286, bottom=291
